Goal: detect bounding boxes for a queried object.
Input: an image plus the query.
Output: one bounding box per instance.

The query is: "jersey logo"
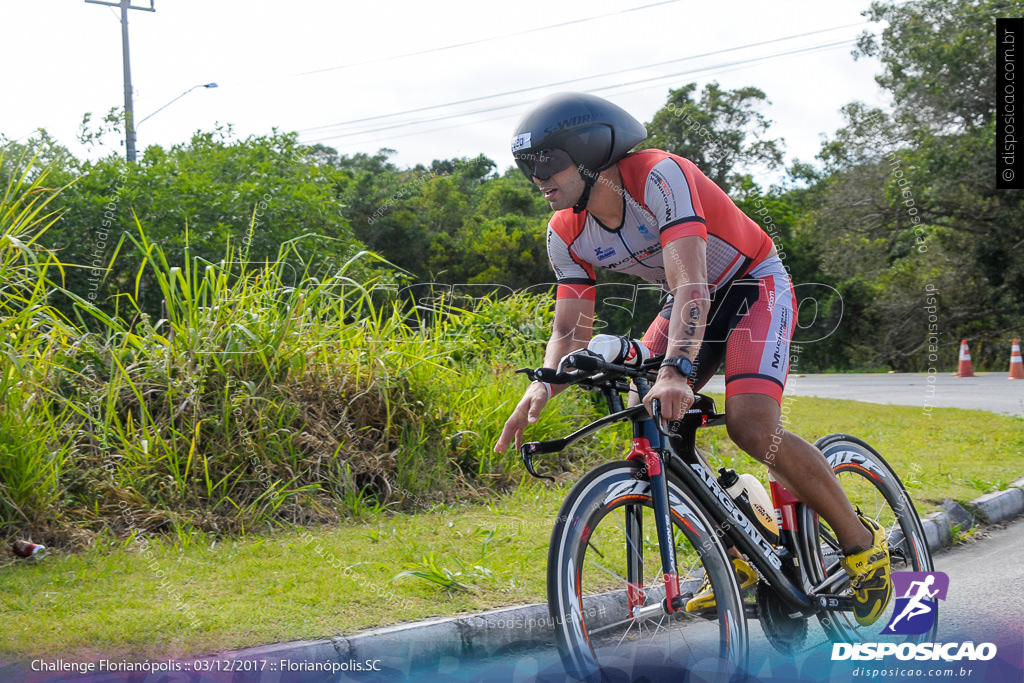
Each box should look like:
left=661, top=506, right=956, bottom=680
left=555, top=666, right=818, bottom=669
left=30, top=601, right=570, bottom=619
left=637, top=223, right=654, bottom=239
left=770, top=307, right=789, bottom=369
left=595, top=246, right=617, bottom=261
left=511, top=133, right=531, bottom=151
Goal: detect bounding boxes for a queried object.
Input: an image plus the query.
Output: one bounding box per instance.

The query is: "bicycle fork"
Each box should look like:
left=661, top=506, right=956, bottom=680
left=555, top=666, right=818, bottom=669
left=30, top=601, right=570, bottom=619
left=625, top=417, right=685, bottom=620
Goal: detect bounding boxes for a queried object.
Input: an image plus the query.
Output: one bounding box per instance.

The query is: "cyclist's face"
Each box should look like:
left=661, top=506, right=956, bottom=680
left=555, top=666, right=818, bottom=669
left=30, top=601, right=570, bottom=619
left=534, top=164, right=585, bottom=211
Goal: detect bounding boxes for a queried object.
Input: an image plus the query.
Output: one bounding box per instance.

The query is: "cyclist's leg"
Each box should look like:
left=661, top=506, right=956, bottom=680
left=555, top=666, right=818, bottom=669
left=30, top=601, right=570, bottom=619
left=727, top=393, right=872, bottom=551
left=720, top=259, right=892, bottom=623
left=717, top=259, right=873, bottom=553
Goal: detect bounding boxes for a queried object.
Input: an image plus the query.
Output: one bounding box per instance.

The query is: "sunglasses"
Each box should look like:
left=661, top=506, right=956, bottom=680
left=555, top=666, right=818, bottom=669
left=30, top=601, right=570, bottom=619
left=514, top=148, right=575, bottom=180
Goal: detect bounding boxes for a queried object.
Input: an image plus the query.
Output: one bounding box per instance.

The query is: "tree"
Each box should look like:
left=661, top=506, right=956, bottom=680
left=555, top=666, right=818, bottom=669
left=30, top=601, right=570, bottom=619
left=642, top=82, right=785, bottom=192
left=797, top=0, right=1024, bottom=369
left=42, top=129, right=360, bottom=322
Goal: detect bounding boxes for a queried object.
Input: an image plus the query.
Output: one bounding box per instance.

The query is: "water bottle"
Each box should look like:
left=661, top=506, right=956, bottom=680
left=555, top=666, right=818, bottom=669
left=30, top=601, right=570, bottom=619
left=717, top=468, right=780, bottom=545
left=587, top=334, right=650, bottom=368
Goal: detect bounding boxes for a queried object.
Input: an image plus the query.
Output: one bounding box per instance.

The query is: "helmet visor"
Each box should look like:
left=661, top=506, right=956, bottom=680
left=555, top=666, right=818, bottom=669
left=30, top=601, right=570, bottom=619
left=514, top=148, right=575, bottom=180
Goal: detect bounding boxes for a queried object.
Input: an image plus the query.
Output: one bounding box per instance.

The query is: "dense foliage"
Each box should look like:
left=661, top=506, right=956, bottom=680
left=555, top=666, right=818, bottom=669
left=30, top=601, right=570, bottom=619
left=2, top=0, right=1020, bottom=544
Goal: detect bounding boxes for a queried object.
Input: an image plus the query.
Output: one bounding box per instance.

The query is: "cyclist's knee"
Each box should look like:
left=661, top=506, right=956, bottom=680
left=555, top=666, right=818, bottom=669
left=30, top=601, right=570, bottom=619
left=725, top=393, right=782, bottom=461
left=727, top=417, right=777, bottom=462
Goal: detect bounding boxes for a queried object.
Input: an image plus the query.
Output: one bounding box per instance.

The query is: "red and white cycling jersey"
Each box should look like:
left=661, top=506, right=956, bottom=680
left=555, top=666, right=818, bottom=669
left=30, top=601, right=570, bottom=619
left=547, top=149, right=774, bottom=300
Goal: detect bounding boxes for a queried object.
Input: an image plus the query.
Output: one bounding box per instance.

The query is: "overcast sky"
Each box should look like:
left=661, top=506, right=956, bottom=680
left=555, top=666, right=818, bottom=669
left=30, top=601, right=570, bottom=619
left=1, top=1, right=893, bottom=182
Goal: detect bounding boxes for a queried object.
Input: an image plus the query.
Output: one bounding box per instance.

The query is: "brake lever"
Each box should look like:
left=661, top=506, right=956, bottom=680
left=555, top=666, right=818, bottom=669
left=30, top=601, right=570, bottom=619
left=515, top=367, right=538, bottom=381
left=520, top=442, right=555, bottom=482
left=515, top=366, right=582, bottom=385
left=649, top=398, right=672, bottom=437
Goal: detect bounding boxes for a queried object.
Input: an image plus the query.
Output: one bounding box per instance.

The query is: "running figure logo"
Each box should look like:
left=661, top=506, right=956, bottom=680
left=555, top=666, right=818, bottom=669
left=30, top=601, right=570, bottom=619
left=883, top=571, right=949, bottom=635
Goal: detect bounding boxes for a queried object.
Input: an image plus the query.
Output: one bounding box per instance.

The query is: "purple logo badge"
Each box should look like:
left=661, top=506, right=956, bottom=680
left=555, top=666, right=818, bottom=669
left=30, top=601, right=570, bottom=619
left=883, top=571, right=949, bottom=635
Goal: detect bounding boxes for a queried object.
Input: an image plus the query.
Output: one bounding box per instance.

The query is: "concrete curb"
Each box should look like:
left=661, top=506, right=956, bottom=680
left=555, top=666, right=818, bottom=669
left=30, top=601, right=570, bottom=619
left=922, top=479, right=1024, bottom=552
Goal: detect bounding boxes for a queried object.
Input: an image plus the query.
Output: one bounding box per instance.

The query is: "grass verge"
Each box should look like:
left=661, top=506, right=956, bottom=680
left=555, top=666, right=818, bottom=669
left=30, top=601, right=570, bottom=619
left=2, top=397, right=1021, bottom=662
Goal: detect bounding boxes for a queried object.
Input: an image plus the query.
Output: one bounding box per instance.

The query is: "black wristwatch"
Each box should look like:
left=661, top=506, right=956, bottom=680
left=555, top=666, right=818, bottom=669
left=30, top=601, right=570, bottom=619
left=660, top=356, right=694, bottom=379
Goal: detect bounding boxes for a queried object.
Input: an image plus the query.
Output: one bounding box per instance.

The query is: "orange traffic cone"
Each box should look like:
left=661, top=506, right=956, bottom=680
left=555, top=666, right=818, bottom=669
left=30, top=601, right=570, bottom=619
left=1009, top=339, right=1024, bottom=380
left=956, top=339, right=974, bottom=377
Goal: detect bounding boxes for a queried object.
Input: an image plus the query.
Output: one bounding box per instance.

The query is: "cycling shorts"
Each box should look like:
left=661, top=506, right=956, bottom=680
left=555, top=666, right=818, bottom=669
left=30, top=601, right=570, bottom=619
left=640, top=256, right=796, bottom=404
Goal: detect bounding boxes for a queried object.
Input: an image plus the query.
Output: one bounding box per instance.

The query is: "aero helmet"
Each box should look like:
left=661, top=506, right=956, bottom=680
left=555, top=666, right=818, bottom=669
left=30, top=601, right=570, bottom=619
left=511, top=93, right=647, bottom=212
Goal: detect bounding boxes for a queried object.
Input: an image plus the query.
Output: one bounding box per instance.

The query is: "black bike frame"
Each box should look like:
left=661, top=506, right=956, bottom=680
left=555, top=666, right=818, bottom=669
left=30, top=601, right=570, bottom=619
left=660, top=421, right=816, bottom=614
left=519, top=354, right=852, bottom=618
left=523, top=391, right=820, bottom=615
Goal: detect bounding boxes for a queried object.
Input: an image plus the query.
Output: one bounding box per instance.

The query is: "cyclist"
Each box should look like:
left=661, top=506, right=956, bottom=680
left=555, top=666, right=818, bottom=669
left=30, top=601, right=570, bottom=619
left=493, top=92, right=892, bottom=625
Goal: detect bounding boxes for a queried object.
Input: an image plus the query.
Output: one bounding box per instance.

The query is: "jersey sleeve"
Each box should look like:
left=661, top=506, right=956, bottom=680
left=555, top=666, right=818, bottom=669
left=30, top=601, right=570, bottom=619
left=642, top=157, right=707, bottom=245
left=547, top=222, right=596, bottom=300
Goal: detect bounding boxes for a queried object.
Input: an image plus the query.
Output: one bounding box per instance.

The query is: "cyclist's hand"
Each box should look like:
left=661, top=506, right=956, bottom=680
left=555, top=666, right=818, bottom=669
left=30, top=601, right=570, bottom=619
left=643, top=370, right=694, bottom=425
left=494, top=382, right=549, bottom=452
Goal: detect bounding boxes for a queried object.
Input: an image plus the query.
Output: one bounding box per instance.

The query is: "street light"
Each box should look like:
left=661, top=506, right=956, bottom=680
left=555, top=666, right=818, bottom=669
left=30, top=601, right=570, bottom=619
left=136, top=82, right=218, bottom=129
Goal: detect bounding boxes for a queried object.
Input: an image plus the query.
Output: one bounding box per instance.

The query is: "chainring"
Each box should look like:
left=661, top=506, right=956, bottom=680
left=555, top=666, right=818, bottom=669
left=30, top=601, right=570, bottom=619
left=756, top=580, right=808, bottom=654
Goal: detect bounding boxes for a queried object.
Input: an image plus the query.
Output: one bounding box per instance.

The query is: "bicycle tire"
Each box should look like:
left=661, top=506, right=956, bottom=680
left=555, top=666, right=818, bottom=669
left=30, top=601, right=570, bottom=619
left=548, top=461, right=748, bottom=682
left=802, top=434, right=936, bottom=642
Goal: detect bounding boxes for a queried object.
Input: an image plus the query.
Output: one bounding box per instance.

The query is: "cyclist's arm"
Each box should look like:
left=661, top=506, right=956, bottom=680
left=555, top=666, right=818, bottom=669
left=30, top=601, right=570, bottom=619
left=642, top=235, right=709, bottom=421
left=637, top=158, right=711, bottom=365
left=660, top=235, right=710, bottom=362
left=542, top=295, right=595, bottom=395
left=493, top=295, right=594, bottom=452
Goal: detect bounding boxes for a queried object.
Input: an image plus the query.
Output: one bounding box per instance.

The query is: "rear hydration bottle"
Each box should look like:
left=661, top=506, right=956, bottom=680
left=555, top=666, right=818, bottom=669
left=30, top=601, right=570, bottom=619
left=718, top=467, right=781, bottom=545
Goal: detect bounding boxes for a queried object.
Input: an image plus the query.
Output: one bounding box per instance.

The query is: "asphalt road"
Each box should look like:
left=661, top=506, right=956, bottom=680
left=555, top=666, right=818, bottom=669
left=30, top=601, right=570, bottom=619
left=701, top=372, right=1024, bottom=418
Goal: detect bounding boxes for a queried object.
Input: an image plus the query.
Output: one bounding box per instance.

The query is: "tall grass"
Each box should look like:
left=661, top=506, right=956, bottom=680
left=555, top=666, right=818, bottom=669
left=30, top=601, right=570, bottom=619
left=1, top=154, right=623, bottom=548
left=0, top=149, right=81, bottom=537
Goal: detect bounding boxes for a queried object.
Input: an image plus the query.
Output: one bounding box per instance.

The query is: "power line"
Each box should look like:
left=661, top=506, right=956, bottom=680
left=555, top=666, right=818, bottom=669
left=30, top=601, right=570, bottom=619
left=223, top=0, right=683, bottom=90
left=303, top=37, right=861, bottom=145
left=293, top=0, right=683, bottom=78
left=299, top=21, right=868, bottom=137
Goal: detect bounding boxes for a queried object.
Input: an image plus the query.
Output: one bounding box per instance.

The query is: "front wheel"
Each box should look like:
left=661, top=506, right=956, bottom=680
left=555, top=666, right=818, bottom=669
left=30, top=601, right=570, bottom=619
left=547, top=461, right=748, bottom=682
left=804, top=434, right=936, bottom=643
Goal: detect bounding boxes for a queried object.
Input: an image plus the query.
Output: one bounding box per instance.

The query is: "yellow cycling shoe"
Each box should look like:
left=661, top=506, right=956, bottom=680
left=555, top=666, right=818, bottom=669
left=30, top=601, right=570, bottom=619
left=686, top=556, right=758, bottom=612
left=840, top=513, right=894, bottom=626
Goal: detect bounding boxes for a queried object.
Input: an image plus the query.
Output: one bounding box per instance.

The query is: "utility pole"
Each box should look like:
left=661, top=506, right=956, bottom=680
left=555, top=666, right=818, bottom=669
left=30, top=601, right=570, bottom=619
left=85, top=0, right=155, bottom=162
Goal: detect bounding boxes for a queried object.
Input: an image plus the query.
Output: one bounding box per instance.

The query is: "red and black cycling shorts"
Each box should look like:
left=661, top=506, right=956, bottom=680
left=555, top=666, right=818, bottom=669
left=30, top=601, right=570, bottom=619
left=641, top=257, right=796, bottom=405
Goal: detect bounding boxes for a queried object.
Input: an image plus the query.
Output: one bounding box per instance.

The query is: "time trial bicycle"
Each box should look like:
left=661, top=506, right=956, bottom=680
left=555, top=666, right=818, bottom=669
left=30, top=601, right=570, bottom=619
left=517, top=349, right=935, bottom=681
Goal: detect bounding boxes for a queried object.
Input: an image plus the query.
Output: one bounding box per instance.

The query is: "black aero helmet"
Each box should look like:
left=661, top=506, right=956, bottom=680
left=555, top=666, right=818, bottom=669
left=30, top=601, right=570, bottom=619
left=511, top=93, right=647, bottom=212
left=511, top=92, right=647, bottom=177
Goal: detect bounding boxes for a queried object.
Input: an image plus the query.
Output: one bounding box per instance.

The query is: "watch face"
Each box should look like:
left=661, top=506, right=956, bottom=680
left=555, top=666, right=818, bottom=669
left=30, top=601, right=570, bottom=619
left=663, top=357, right=693, bottom=378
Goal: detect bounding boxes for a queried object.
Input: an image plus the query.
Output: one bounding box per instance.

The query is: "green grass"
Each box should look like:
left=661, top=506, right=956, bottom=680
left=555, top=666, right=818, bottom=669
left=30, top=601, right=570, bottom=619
left=2, top=397, right=1021, bottom=662
left=0, top=481, right=570, bottom=662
